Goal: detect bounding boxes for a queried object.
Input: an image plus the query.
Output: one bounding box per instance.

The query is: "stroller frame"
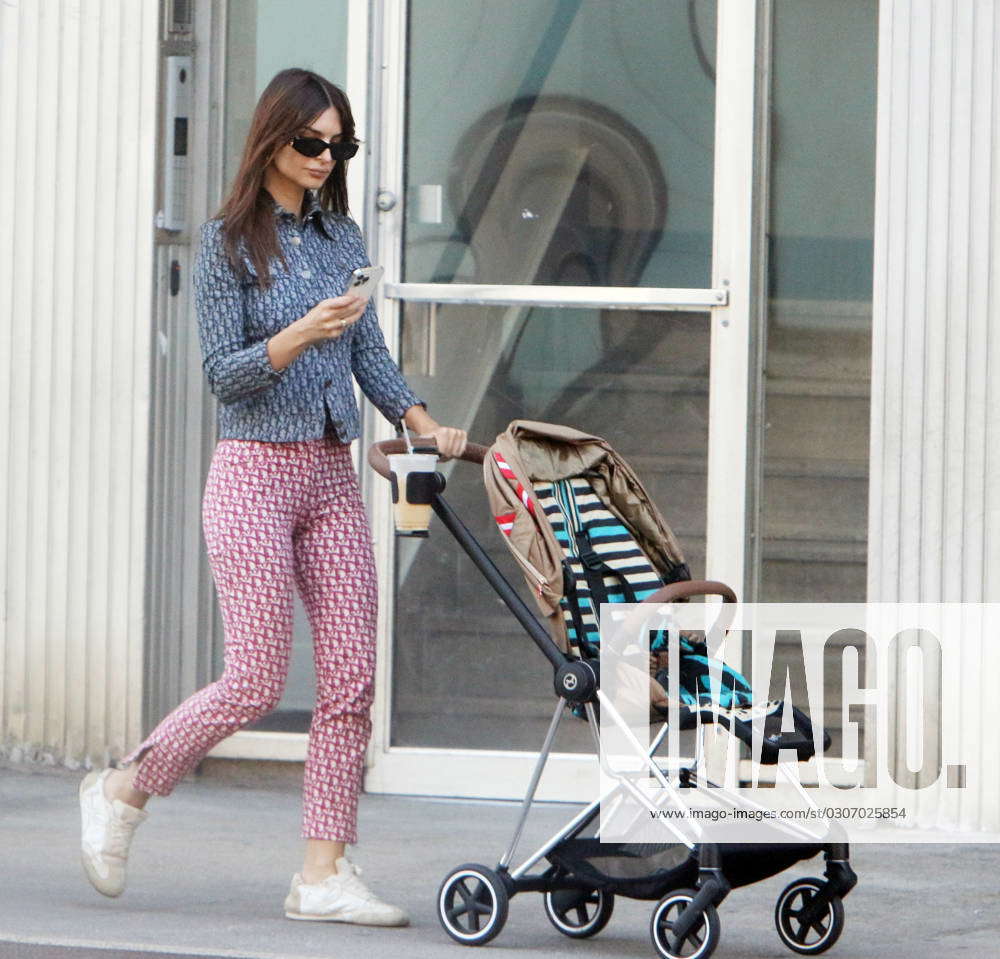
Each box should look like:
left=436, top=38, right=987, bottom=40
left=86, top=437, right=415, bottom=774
left=369, top=438, right=857, bottom=959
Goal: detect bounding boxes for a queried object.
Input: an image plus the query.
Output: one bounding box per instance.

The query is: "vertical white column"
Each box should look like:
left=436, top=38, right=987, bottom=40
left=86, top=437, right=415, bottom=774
left=869, top=0, right=1000, bottom=831
left=0, top=0, right=159, bottom=765
left=346, top=0, right=371, bottom=227
left=363, top=0, right=408, bottom=769
left=706, top=0, right=762, bottom=598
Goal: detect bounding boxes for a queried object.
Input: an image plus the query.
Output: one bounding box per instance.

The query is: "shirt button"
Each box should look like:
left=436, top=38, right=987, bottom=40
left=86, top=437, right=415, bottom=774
left=300, top=269, right=312, bottom=279
left=323, top=379, right=332, bottom=388
left=290, top=236, right=301, bottom=245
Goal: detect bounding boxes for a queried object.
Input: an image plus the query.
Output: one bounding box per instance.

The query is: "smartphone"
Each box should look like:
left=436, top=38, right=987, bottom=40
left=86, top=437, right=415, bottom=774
left=347, top=264, right=384, bottom=299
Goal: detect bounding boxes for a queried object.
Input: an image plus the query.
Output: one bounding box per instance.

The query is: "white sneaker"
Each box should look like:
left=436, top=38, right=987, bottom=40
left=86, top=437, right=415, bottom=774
left=79, top=768, right=148, bottom=898
left=284, top=857, right=409, bottom=926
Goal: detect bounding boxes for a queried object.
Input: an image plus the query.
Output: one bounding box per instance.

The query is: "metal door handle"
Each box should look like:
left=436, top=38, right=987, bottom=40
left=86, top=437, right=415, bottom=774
left=376, top=190, right=398, bottom=212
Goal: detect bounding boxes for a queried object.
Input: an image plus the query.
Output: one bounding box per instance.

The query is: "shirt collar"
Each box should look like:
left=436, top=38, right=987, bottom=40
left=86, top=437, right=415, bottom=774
left=267, top=189, right=331, bottom=238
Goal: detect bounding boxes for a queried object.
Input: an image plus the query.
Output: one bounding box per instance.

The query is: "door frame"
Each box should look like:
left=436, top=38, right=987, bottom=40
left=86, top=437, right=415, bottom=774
left=361, top=0, right=764, bottom=801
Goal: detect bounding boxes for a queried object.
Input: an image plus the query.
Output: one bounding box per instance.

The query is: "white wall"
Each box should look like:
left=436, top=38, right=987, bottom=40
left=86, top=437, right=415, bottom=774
left=869, top=0, right=1000, bottom=830
left=0, top=0, right=159, bottom=765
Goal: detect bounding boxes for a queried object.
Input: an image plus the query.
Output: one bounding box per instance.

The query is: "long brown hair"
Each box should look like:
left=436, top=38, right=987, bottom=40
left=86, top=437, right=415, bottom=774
left=218, top=68, right=357, bottom=285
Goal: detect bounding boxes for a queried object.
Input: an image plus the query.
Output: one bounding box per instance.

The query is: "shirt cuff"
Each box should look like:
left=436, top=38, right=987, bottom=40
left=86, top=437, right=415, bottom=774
left=253, top=340, right=285, bottom=383
left=393, top=395, right=426, bottom=426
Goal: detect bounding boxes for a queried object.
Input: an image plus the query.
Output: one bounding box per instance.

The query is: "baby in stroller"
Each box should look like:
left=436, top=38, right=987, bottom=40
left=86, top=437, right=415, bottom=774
left=370, top=420, right=857, bottom=959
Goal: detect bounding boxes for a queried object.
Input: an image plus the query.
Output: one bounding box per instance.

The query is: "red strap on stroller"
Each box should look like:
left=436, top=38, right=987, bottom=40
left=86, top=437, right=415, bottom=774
left=492, top=452, right=536, bottom=515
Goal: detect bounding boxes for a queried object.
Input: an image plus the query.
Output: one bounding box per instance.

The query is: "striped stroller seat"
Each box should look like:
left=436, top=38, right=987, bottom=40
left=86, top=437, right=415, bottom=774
left=534, top=473, right=755, bottom=719
left=534, top=476, right=663, bottom=653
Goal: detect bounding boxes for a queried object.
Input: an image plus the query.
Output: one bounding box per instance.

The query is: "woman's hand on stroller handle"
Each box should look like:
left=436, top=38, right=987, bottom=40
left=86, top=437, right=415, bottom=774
left=399, top=407, right=468, bottom=459
left=367, top=436, right=488, bottom=480
left=421, top=426, right=467, bottom=459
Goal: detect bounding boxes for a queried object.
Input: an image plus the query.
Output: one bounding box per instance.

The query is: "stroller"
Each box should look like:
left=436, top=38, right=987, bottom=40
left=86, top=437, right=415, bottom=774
left=370, top=421, right=857, bottom=959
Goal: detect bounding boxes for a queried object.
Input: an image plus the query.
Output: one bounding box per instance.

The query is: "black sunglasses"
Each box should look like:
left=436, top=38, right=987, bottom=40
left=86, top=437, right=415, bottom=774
left=289, top=136, right=359, bottom=161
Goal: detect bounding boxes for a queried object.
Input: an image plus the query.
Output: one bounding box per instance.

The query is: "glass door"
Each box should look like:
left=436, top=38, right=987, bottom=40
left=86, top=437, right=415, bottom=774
left=366, top=0, right=758, bottom=799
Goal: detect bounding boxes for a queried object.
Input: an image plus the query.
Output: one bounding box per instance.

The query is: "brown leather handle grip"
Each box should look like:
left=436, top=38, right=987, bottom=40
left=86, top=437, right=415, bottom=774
left=639, top=579, right=739, bottom=641
left=641, top=580, right=738, bottom=605
left=367, top=437, right=488, bottom=480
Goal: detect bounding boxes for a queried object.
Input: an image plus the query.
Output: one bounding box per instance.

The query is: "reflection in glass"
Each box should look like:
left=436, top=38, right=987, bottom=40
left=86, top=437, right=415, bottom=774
left=392, top=306, right=710, bottom=750
left=759, top=0, right=876, bottom=603
left=404, top=0, right=717, bottom=288
left=758, top=0, right=877, bottom=757
left=393, top=0, right=718, bottom=751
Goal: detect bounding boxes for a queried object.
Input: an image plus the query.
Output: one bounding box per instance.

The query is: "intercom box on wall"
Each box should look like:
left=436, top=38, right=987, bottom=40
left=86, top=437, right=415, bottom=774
left=159, top=55, right=192, bottom=232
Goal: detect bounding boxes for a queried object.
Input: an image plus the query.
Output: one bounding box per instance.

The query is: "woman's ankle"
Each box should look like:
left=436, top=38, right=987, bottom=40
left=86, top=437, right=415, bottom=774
left=105, top=765, right=151, bottom=809
left=300, top=839, right=347, bottom=884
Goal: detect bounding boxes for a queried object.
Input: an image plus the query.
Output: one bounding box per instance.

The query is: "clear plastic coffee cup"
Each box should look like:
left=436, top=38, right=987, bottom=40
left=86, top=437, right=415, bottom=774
left=387, top=451, right=440, bottom=536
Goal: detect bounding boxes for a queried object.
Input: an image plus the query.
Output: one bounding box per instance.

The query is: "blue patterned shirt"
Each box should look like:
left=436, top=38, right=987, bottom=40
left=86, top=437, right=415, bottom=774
left=194, top=192, right=422, bottom=442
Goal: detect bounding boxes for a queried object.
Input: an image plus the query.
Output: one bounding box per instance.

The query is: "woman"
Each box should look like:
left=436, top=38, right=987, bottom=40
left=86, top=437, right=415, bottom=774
left=78, top=68, right=466, bottom=926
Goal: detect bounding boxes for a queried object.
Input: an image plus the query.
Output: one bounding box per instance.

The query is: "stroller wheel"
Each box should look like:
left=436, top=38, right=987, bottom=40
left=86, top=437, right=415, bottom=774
left=437, top=863, right=509, bottom=946
left=774, top=877, right=845, bottom=955
left=650, top=889, right=720, bottom=959
left=543, top=885, right=614, bottom=938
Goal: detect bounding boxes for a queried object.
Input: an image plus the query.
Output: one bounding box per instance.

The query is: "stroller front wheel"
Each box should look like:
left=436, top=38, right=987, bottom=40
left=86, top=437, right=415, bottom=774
left=543, top=885, right=614, bottom=938
left=437, top=863, right=509, bottom=946
left=774, top=877, right=845, bottom=955
left=650, top=889, right=720, bottom=959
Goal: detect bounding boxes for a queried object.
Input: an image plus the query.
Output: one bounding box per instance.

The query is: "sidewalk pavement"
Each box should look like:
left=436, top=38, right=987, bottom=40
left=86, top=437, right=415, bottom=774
left=1, top=760, right=998, bottom=959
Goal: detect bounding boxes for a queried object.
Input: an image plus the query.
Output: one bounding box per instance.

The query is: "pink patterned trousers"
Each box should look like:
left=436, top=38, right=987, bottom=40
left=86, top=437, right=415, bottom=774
left=122, top=438, right=377, bottom=842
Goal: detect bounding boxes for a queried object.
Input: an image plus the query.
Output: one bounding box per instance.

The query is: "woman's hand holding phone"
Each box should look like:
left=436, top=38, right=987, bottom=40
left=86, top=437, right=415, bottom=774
left=294, top=265, right=384, bottom=345
left=297, top=294, right=367, bottom=344
left=268, top=265, right=383, bottom=371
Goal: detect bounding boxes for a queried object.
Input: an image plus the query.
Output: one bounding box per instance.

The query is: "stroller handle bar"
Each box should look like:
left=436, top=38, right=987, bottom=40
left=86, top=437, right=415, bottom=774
left=367, top=436, right=488, bottom=480
left=643, top=580, right=738, bottom=605
left=628, top=580, right=739, bottom=644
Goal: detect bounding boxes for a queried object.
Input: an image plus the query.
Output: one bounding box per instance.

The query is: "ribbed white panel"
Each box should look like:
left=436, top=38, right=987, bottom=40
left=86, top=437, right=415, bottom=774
left=0, top=0, right=159, bottom=765
left=870, top=0, right=1000, bottom=830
